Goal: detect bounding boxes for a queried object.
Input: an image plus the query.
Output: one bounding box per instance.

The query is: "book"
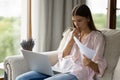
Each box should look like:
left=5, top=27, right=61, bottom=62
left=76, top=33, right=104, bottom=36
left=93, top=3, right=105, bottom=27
left=73, top=36, right=96, bottom=59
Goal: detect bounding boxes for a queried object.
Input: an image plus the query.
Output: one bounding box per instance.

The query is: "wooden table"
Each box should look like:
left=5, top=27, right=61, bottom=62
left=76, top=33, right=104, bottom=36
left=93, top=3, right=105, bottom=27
left=0, top=62, right=4, bottom=80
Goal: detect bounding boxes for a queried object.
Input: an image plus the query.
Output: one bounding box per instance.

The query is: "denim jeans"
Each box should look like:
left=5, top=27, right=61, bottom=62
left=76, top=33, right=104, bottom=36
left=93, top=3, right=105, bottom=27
left=16, top=71, right=78, bottom=80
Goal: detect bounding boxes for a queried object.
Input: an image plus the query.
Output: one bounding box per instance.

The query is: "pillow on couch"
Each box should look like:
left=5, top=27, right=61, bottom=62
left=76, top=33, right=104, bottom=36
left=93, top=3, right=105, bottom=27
left=113, top=56, right=120, bottom=80
left=98, top=29, right=120, bottom=80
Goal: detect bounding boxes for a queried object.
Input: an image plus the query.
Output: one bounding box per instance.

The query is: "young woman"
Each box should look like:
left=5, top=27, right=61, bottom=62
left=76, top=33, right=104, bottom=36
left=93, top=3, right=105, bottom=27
left=16, top=4, right=107, bottom=80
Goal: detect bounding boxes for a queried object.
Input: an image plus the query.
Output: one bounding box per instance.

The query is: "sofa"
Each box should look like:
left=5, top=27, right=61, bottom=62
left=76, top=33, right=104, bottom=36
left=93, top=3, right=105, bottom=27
left=4, top=29, right=120, bottom=80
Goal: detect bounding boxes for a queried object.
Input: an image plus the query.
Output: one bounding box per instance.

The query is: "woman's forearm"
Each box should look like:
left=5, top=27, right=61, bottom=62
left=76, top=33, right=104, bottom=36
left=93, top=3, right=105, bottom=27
left=62, top=38, right=74, bottom=58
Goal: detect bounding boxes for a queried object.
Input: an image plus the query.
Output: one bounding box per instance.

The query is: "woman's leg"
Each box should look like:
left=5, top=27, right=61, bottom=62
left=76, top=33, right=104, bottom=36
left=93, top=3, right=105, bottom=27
left=16, top=71, right=50, bottom=80
left=44, top=73, right=78, bottom=80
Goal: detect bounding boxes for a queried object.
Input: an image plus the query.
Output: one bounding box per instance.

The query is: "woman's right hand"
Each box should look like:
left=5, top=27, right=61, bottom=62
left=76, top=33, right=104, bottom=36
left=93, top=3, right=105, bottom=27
left=62, top=28, right=80, bottom=58
left=72, top=28, right=80, bottom=38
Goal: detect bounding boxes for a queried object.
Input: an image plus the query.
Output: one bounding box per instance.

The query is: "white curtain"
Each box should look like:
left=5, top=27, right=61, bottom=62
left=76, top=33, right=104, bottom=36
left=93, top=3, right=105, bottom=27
left=21, top=0, right=28, bottom=40
left=32, top=0, right=86, bottom=52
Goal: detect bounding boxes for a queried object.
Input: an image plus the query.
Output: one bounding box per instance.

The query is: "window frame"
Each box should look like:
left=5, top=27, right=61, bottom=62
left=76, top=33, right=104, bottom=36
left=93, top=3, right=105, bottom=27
left=107, top=0, right=117, bottom=29
left=27, top=0, right=32, bottom=39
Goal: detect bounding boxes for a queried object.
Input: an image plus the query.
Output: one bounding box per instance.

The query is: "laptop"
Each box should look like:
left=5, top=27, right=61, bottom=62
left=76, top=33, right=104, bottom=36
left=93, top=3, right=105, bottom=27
left=21, top=49, right=57, bottom=76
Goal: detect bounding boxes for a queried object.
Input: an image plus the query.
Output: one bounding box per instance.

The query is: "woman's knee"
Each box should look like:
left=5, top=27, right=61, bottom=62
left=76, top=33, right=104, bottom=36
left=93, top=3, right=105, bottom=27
left=15, top=71, right=34, bottom=80
left=15, top=76, right=25, bottom=80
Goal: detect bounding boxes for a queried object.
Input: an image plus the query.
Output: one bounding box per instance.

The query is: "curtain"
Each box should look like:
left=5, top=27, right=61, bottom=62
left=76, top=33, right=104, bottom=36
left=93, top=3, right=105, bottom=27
left=32, top=0, right=86, bottom=52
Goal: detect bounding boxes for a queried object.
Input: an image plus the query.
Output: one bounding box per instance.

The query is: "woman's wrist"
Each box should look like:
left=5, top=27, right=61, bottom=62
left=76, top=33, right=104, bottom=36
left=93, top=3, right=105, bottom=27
left=62, top=37, right=74, bottom=58
left=86, top=59, right=92, bottom=66
left=87, top=60, right=100, bottom=73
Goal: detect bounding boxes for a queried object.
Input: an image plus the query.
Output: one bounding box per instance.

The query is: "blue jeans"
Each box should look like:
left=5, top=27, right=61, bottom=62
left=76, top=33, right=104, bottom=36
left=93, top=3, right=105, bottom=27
left=16, top=71, right=78, bottom=80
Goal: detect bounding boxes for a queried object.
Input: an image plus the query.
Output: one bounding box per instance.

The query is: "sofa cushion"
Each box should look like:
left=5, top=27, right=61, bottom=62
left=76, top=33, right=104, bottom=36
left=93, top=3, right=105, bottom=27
left=113, top=57, right=120, bottom=80
left=97, top=29, right=120, bottom=80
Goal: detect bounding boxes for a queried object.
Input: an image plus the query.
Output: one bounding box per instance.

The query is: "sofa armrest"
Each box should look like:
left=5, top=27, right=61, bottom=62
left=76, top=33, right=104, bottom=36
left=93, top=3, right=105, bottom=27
left=4, top=50, right=59, bottom=80
left=4, top=55, right=30, bottom=80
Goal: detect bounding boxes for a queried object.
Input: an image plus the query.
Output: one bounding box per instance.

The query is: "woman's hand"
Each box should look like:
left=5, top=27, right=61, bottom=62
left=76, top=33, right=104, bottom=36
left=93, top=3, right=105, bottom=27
left=72, top=28, right=80, bottom=38
left=62, top=28, right=80, bottom=58
left=83, top=55, right=91, bottom=66
left=62, top=29, right=78, bottom=58
left=83, top=55, right=100, bottom=73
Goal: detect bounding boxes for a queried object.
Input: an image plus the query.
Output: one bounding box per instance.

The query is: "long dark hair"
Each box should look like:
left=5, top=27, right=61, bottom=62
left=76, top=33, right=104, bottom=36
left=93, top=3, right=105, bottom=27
left=72, top=4, right=98, bottom=31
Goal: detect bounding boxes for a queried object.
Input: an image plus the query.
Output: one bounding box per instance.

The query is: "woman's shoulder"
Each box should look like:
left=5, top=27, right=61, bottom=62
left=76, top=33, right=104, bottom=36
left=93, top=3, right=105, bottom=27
left=91, top=30, right=105, bottom=41
left=92, top=30, right=104, bottom=37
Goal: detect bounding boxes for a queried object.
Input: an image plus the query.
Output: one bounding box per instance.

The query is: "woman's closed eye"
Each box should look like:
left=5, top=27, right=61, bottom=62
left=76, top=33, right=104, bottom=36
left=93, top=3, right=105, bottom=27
left=77, top=20, right=82, bottom=22
left=72, top=20, right=82, bottom=23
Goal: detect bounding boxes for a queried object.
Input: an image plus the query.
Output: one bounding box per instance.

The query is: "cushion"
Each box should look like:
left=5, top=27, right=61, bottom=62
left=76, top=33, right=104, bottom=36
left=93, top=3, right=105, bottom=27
left=113, top=57, right=120, bottom=80
left=98, top=29, right=120, bottom=80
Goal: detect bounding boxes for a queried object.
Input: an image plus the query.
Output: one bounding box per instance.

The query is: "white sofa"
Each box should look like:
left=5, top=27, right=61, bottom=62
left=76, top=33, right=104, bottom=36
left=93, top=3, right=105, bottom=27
left=4, top=29, right=120, bottom=80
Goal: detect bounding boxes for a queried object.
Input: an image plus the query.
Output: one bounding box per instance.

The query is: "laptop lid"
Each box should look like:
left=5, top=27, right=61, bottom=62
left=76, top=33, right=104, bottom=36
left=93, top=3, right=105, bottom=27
left=21, top=50, right=54, bottom=76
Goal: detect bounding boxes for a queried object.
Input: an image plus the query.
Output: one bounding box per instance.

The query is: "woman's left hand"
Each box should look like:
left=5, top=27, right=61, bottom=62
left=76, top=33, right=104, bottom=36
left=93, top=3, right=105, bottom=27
left=83, top=55, right=91, bottom=66
left=83, top=55, right=100, bottom=73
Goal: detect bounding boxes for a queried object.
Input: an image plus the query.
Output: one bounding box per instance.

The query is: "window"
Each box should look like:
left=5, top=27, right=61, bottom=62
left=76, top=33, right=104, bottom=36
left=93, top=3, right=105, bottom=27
left=116, top=0, right=120, bottom=29
left=86, top=0, right=108, bottom=30
left=0, top=0, right=22, bottom=76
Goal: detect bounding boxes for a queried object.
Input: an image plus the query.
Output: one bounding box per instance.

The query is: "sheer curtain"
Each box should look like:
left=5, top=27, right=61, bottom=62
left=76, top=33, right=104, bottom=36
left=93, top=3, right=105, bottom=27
left=32, top=0, right=86, bottom=52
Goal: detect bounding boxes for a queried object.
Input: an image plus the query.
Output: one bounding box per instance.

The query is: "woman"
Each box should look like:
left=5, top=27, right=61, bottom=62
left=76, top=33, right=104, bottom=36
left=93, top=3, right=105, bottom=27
left=16, top=4, right=107, bottom=80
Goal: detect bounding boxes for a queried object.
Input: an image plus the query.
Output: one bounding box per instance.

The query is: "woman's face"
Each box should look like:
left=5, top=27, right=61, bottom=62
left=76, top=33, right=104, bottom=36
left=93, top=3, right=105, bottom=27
left=72, top=16, right=90, bottom=31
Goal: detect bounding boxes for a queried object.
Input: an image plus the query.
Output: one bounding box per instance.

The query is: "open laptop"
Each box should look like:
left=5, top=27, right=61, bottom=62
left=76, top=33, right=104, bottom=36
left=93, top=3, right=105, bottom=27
left=21, top=50, right=65, bottom=76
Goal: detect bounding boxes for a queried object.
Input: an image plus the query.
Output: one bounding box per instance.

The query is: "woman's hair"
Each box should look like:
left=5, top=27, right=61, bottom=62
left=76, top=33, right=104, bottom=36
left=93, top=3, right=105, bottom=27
left=72, top=4, right=98, bottom=31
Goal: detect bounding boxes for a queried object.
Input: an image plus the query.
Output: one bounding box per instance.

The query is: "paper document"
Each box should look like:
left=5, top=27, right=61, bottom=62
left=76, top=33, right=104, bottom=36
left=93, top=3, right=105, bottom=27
left=73, top=36, right=96, bottom=59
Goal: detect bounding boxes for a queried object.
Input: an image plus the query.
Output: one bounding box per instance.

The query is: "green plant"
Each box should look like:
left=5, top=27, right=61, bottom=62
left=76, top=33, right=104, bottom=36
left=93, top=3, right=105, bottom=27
left=92, top=14, right=106, bottom=29
left=117, top=15, right=120, bottom=29
left=0, top=70, right=4, bottom=77
left=0, top=16, right=20, bottom=62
